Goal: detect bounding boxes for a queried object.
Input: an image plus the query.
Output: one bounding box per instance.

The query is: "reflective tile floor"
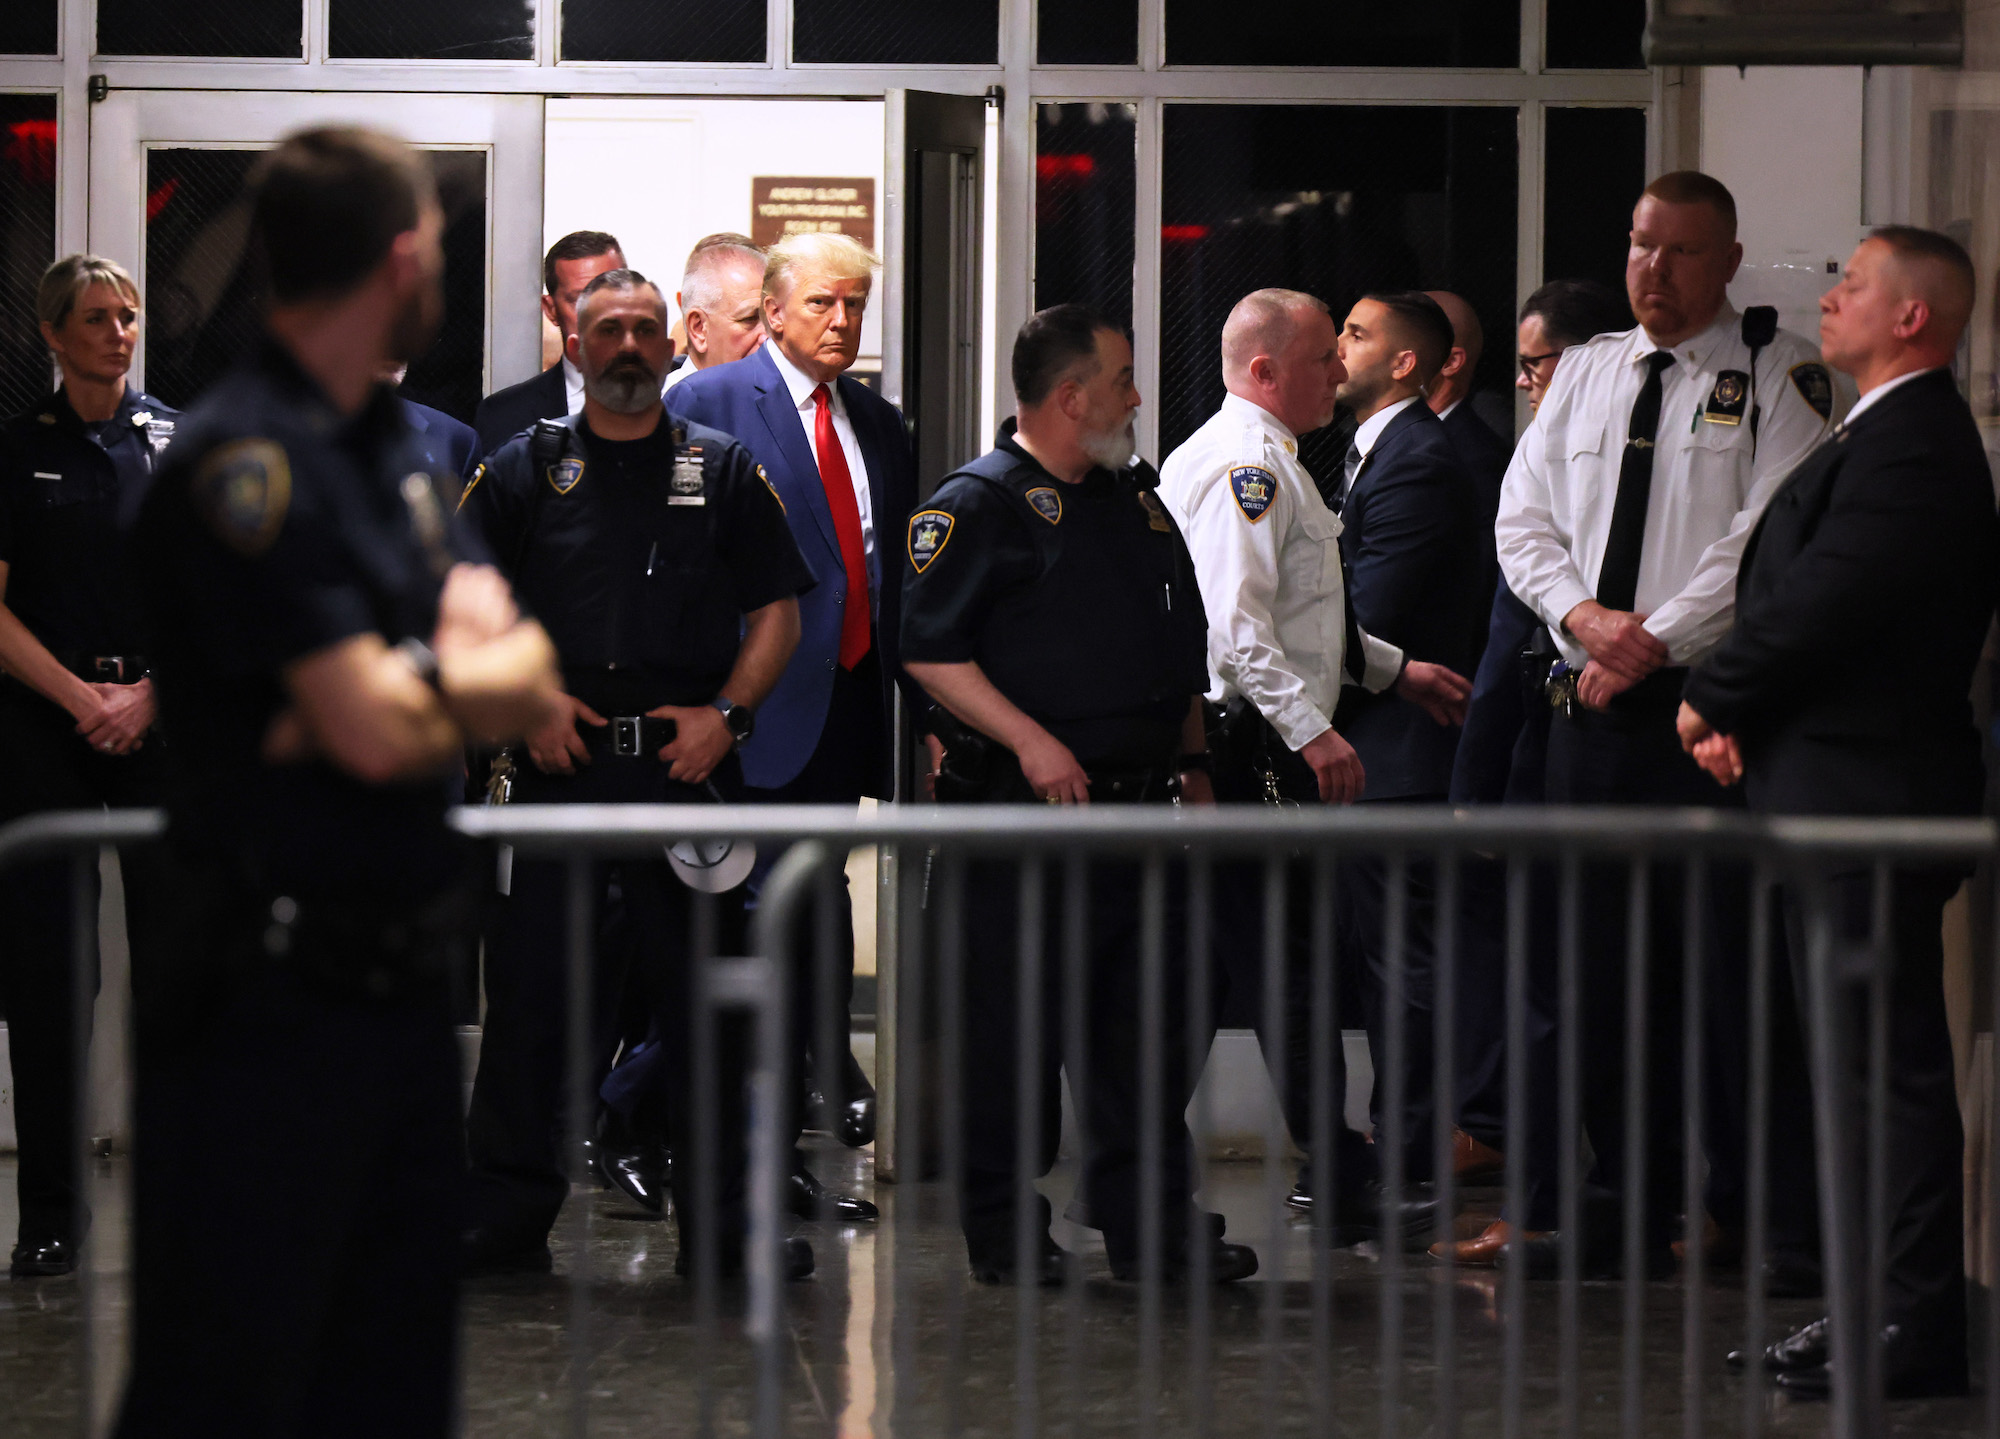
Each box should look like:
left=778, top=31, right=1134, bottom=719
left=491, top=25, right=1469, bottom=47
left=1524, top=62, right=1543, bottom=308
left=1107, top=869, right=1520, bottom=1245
left=0, top=1142, right=1988, bottom=1437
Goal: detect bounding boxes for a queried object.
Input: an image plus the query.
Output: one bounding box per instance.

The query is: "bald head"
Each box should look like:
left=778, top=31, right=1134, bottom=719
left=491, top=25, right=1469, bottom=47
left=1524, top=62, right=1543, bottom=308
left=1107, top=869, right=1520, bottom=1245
left=1220, top=288, right=1344, bottom=435
left=1222, top=289, right=1329, bottom=384
left=1424, top=289, right=1483, bottom=413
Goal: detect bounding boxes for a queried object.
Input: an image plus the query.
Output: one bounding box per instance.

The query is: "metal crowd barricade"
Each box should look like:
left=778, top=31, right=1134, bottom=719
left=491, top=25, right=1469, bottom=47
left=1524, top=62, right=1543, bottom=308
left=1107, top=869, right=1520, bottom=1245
left=7, top=802, right=2000, bottom=1439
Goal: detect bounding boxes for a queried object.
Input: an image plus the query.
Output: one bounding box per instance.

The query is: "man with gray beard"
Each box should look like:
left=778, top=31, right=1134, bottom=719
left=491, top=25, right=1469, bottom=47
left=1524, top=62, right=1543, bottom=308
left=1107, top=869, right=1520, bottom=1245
left=456, top=268, right=818, bottom=1279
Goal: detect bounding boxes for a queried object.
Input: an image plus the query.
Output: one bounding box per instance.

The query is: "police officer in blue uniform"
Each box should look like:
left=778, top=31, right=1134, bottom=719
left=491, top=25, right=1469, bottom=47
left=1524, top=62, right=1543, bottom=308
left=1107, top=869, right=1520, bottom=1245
left=457, top=266, right=816, bottom=1280
left=0, top=255, right=176, bottom=1278
left=117, top=127, right=560, bottom=1438
left=903, top=305, right=1256, bottom=1286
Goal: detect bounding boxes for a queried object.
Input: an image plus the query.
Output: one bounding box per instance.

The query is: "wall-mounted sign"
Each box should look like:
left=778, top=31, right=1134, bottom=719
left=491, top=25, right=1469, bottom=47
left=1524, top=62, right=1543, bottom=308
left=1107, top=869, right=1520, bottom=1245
left=751, top=177, right=876, bottom=249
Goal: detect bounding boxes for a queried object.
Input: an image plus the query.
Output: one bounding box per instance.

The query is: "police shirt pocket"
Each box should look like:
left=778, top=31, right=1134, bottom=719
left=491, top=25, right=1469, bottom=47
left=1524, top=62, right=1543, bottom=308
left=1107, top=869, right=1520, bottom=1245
left=1558, top=417, right=1608, bottom=463
left=1685, top=419, right=1752, bottom=518
left=1294, top=496, right=1344, bottom=596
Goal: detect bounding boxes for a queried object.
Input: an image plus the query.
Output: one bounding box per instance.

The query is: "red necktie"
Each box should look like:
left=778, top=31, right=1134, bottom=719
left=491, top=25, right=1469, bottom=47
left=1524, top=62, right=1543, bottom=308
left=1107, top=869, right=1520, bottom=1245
left=811, top=383, right=872, bottom=670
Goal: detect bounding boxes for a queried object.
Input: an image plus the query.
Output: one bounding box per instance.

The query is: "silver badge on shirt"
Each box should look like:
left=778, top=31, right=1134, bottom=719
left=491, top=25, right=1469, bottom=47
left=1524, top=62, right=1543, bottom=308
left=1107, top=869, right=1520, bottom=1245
left=670, top=448, right=706, bottom=506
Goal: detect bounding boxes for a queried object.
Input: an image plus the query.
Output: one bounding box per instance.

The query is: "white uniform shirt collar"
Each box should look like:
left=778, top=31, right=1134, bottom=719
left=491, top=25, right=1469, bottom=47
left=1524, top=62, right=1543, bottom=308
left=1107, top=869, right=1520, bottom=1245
left=1844, top=365, right=1941, bottom=425
left=1436, top=398, right=1462, bottom=422
left=1220, top=390, right=1296, bottom=448
left=768, top=340, right=841, bottom=415
left=1631, top=303, right=1738, bottom=374
left=1353, top=394, right=1422, bottom=459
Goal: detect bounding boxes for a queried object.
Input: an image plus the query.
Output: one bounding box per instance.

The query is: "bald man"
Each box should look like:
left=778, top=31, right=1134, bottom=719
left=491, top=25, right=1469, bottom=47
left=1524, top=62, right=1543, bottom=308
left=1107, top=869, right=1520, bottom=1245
left=1682, top=227, right=1996, bottom=1401
left=1424, top=290, right=1513, bottom=527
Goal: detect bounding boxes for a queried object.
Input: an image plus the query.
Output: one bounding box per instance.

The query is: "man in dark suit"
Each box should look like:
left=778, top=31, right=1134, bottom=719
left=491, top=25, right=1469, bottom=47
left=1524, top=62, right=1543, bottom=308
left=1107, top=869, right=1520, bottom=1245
left=1325, top=291, right=1486, bottom=1196
left=1682, top=226, right=1997, bottom=1401
left=471, top=230, right=625, bottom=456
left=667, top=231, right=918, bottom=1225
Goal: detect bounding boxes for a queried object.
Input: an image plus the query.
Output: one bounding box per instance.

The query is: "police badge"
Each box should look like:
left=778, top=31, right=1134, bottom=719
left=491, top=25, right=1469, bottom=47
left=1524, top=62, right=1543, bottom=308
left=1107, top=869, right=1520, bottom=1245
left=669, top=449, right=706, bottom=506
left=1025, top=486, right=1062, bottom=525
left=908, top=509, right=954, bottom=573
left=1703, top=370, right=1749, bottom=425
left=547, top=457, right=584, bottom=494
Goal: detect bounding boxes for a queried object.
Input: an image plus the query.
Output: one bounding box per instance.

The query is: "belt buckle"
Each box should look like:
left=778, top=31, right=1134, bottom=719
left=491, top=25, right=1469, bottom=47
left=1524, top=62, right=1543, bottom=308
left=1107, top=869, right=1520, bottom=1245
left=612, top=716, right=643, bottom=757
left=92, top=656, right=126, bottom=682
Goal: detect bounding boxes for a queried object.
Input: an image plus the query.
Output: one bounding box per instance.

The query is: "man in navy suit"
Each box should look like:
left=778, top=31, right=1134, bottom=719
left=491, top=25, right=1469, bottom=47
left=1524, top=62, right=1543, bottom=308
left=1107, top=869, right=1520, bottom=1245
left=666, top=231, right=917, bottom=1224
left=1327, top=291, right=1486, bottom=1196
left=471, top=230, right=625, bottom=456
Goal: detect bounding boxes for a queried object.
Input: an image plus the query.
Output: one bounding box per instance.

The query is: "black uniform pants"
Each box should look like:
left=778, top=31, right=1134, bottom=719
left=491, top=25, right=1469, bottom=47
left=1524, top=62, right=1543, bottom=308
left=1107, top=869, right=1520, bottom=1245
left=1788, top=866, right=1964, bottom=1353
left=465, top=756, right=750, bottom=1253
left=0, top=681, right=169, bottom=1247
left=118, top=926, right=460, bottom=1438
left=956, top=845, right=1194, bottom=1266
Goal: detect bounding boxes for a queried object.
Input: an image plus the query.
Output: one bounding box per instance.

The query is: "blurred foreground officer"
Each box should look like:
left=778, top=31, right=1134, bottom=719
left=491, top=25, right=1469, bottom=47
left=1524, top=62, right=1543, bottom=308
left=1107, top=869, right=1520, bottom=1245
left=1492, top=172, right=1837, bottom=1279
left=0, top=255, right=175, bottom=1277
left=903, top=304, right=1255, bottom=1286
left=459, top=268, right=816, bottom=1279
left=1159, top=289, right=1467, bottom=1243
left=664, top=233, right=766, bottom=390
left=471, top=229, right=626, bottom=454
left=118, top=126, right=560, bottom=1438
left=1684, top=228, right=1997, bottom=1399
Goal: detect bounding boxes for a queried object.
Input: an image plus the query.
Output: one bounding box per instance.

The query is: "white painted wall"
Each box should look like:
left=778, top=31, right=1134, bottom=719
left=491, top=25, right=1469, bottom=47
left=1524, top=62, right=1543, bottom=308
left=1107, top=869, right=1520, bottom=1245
left=1701, top=66, right=1870, bottom=349
left=543, top=98, right=886, bottom=364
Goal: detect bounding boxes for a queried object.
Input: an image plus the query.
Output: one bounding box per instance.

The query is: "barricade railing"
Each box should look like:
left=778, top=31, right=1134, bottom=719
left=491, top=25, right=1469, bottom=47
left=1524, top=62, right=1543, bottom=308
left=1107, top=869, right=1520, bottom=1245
left=5, top=802, right=1997, bottom=1439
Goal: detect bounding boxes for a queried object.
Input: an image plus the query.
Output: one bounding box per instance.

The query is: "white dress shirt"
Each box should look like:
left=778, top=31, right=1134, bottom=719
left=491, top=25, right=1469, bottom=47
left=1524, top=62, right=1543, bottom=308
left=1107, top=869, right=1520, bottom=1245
left=767, top=341, right=875, bottom=565
left=1841, top=365, right=1942, bottom=426
left=1495, top=304, right=1842, bottom=669
left=1159, top=392, right=1404, bottom=753
left=1340, top=393, right=1423, bottom=504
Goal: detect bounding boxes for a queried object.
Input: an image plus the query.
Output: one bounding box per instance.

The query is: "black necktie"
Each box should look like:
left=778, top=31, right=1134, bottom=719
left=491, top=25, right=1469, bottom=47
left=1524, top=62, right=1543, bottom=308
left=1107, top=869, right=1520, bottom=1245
left=1596, top=349, right=1677, bottom=614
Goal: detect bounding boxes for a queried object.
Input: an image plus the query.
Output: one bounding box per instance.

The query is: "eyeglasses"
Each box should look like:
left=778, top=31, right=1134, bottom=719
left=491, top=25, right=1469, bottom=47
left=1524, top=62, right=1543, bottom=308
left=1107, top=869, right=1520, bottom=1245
left=1518, top=351, right=1561, bottom=378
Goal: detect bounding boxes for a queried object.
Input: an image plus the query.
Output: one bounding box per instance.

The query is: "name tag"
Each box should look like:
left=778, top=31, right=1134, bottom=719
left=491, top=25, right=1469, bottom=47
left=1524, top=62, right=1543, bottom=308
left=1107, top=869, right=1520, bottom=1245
left=667, top=494, right=706, bottom=506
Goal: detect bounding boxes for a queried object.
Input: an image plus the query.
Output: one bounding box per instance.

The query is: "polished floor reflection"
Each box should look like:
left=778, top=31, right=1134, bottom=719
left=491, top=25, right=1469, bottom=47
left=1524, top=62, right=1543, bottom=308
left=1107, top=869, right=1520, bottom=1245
left=0, top=1142, right=1987, bottom=1436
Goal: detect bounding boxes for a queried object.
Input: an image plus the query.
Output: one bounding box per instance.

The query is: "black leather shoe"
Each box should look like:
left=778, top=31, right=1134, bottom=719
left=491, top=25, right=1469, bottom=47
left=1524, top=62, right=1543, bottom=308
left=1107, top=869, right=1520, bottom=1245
left=807, top=1052, right=878, bottom=1149
left=788, top=1164, right=878, bottom=1223
left=461, top=1227, right=553, bottom=1276
left=9, top=1238, right=76, bottom=1278
left=1770, top=1323, right=1969, bottom=1400
left=1499, top=1232, right=1675, bottom=1282
left=1728, top=1315, right=1826, bottom=1373
left=675, top=1235, right=816, bottom=1281
left=1109, top=1240, right=1259, bottom=1285
left=1295, top=1180, right=1450, bottom=1252
left=970, top=1238, right=1068, bottom=1287
left=601, top=1145, right=669, bottom=1216
left=1761, top=1252, right=1824, bottom=1299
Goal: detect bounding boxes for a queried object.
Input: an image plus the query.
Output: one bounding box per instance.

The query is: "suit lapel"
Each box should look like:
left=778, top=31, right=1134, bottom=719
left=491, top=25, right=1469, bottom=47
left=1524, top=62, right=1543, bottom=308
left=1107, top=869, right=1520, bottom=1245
left=839, top=376, right=896, bottom=592
left=750, top=349, right=840, bottom=559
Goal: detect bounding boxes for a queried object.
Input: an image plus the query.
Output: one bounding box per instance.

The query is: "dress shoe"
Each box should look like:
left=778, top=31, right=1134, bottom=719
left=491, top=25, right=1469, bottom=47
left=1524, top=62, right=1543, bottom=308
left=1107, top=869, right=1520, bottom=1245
left=675, top=1235, right=815, bottom=1281
left=969, top=1237, right=1068, bottom=1287
left=1429, top=1219, right=1550, bottom=1267
left=461, top=1227, right=554, bottom=1276
left=1769, top=1323, right=1969, bottom=1400
left=1727, top=1315, right=1826, bottom=1373
left=1293, top=1179, right=1451, bottom=1251
left=9, top=1238, right=76, bottom=1278
left=1109, top=1239, right=1259, bottom=1285
left=1452, top=1130, right=1505, bottom=1183
left=806, top=1052, right=879, bottom=1149
left=601, top=1145, right=669, bottom=1216
left=1498, top=1231, right=1674, bottom=1281
left=787, top=1164, right=879, bottom=1223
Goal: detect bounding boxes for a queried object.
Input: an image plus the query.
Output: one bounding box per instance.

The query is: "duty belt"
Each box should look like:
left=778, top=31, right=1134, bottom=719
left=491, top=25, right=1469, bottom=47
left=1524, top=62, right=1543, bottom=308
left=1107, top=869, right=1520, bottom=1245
left=590, top=714, right=679, bottom=757
left=67, top=653, right=147, bottom=682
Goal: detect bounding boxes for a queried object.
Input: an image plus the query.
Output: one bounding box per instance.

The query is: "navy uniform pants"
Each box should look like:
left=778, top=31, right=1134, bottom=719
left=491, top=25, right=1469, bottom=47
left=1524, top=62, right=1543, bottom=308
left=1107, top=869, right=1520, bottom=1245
left=0, top=680, right=169, bottom=1251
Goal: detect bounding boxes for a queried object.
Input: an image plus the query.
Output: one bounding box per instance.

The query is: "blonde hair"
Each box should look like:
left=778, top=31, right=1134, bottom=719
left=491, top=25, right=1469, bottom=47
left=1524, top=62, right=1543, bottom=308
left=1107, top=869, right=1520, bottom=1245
left=37, top=254, right=140, bottom=335
left=762, top=232, right=879, bottom=303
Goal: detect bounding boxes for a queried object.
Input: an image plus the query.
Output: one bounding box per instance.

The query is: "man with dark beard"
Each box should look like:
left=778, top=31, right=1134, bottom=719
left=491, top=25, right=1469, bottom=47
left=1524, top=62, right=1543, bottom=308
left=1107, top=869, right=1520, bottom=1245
left=119, top=126, right=562, bottom=1437
left=456, top=269, right=817, bottom=1280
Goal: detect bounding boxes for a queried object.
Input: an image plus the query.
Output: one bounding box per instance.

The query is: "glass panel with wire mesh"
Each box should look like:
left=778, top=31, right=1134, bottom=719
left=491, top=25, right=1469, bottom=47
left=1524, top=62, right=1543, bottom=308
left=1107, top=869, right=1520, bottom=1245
left=141, top=148, right=489, bottom=421
left=0, top=96, right=58, bottom=423
left=1038, top=0, right=1138, bottom=65
left=560, top=0, right=764, bottom=63
left=1158, top=104, right=1519, bottom=492
left=330, top=0, right=534, bottom=60
left=1163, top=0, right=1518, bottom=68
left=1543, top=107, right=1647, bottom=303
left=0, top=0, right=57, bottom=56
left=97, top=0, right=304, bottom=58
left=1545, top=0, right=1646, bottom=69
left=792, top=0, right=998, bottom=64
left=1035, top=102, right=1137, bottom=332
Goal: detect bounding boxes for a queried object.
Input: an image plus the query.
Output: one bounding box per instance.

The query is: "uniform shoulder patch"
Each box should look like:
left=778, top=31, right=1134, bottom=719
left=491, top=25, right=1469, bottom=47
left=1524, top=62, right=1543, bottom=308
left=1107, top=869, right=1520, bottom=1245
left=756, top=463, right=785, bottom=514
left=1228, top=465, right=1277, bottom=523
left=907, top=509, right=954, bottom=574
left=1789, top=362, right=1834, bottom=420
left=547, top=456, right=584, bottom=495
left=1139, top=490, right=1172, bottom=532
left=192, top=438, right=291, bottom=555
left=1024, top=486, right=1062, bottom=525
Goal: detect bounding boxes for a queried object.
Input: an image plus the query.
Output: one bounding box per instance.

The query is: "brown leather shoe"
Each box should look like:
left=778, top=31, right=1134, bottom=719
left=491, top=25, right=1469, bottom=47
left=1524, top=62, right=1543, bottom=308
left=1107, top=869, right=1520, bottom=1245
left=1429, top=1218, right=1548, bottom=1266
left=1452, top=1130, right=1504, bottom=1183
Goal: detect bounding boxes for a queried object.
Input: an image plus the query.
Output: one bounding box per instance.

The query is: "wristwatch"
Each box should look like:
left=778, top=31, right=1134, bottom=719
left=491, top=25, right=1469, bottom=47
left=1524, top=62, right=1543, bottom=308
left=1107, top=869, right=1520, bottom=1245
left=712, top=696, right=755, bottom=744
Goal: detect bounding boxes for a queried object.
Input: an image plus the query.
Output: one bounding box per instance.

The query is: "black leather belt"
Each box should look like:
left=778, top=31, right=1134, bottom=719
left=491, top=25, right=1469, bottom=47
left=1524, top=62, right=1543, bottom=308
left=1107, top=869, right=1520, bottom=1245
left=67, top=654, right=147, bottom=682
left=1086, top=766, right=1174, bottom=804
left=586, top=714, right=679, bottom=757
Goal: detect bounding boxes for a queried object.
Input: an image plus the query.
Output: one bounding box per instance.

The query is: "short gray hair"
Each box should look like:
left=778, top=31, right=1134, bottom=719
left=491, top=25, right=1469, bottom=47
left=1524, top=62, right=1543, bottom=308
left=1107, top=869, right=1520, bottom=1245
left=680, top=241, right=766, bottom=316
left=38, top=254, right=140, bottom=334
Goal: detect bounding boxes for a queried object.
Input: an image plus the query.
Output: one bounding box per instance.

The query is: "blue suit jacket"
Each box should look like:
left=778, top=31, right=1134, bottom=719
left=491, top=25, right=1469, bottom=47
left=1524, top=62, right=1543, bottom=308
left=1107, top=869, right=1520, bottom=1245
left=400, top=398, right=481, bottom=488
left=666, top=345, right=917, bottom=793
left=1333, top=402, right=1486, bottom=801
